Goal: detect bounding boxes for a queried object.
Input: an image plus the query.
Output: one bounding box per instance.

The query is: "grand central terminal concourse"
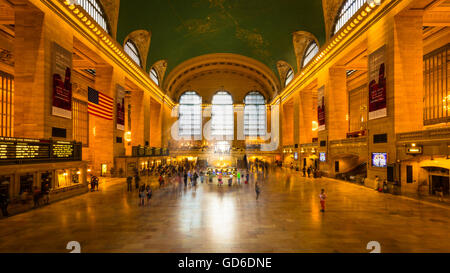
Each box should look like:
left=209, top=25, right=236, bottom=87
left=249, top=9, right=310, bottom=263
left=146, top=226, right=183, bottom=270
left=0, top=0, right=449, bottom=255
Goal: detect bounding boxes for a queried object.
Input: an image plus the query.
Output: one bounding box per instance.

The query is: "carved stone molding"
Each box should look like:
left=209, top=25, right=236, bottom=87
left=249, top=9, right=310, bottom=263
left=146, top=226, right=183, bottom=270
left=151, top=59, right=168, bottom=87
left=292, top=31, right=319, bottom=71
left=100, top=0, right=120, bottom=39
left=124, top=29, right=151, bottom=69
left=322, top=0, right=344, bottom=40
left=276, top=60, right=293, bottom=88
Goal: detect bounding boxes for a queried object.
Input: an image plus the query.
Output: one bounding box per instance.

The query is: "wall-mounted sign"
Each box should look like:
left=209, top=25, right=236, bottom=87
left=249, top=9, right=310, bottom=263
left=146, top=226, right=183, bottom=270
left=372, top=153, right=388, bottom=168
left=294, top=152, right=298, bottom=160
left=368, top=46, right=387, bottom=120
left=317, top=86, right=326, bottom=131
left=406, top=146, right=423, bottom=155
left=52, top=42, right=73, bottom=119
left=116, top=85, right=125, bottom=131
left=319, top=152, right=326, bottom=162
left=0, top=137, right=80, bottom=164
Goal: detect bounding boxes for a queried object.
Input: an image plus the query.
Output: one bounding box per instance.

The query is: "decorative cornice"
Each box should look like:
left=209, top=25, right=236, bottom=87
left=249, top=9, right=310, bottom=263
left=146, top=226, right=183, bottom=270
left=40, top=0, right=174, bottom=107
left=272, top=0, right=395, bottom=105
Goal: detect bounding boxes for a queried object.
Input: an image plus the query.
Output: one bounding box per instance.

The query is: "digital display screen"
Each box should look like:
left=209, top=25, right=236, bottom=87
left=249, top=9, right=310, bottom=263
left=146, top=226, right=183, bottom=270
left=319, top=152, right=326, bottom=162
left=372, top=153, right=387, bottom=168
left=0, top=137, right=78, bottom=164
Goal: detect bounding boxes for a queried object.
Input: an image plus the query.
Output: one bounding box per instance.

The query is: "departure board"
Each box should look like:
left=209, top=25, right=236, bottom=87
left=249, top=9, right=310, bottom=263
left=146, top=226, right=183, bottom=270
left=0, top=137, right=80, bottom=164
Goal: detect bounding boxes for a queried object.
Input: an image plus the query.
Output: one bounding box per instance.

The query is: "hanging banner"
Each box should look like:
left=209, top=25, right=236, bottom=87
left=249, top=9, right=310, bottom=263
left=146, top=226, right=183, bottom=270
left=368, top=46, right=387, bottom=120
left=52, top=42, right=73, bottom=119
left=116, top=85, right=125, bottom=131
left=318, top=86, right=326, bottom=131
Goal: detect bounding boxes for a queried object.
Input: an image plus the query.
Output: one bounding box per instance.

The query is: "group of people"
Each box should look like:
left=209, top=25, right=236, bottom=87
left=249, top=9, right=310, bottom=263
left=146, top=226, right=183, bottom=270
left=302, top=166, right=319, bottom=178
left=90, top=175, right=99, bottom=192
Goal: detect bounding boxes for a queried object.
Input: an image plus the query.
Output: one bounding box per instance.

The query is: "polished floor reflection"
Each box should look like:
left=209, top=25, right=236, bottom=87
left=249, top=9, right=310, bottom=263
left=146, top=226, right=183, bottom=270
left=0, top=169, right=449, bottom=253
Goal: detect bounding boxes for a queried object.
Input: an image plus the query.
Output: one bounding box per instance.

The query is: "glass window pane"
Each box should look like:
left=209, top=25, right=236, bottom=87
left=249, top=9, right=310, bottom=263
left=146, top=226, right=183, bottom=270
left=244, top=92, right=266, bottom=137
left=179, top=91, right=202, bottom=137
left=212, top=91, right=234, bottom=137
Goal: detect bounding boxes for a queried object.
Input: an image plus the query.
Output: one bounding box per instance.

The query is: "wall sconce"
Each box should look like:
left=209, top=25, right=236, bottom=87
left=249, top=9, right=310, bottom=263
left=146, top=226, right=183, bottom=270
left=312, top=121, right=318, bottom=132
left=124, top=131, right=132, bottom=142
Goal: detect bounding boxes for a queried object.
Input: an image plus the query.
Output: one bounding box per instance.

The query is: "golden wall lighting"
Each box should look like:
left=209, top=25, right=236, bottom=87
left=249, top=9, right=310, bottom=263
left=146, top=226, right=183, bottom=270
left=124, top=131, right=132, bottom=142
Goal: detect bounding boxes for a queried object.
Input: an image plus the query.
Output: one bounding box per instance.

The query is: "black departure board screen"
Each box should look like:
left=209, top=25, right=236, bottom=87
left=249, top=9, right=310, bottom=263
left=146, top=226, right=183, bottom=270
left=0, top=137, right=81, bottom=164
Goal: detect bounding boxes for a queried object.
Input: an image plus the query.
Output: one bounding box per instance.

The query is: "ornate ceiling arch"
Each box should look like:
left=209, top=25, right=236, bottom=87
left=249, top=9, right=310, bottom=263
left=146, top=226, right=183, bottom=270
left=164, top=53, right=280, bottom=103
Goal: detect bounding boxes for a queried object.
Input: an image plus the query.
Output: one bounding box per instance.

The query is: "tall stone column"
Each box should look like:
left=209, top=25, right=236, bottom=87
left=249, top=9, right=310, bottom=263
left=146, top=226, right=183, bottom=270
left=299, top=89, right=314, bottom=144
left=393, top=10, right=424, bottom=133
left=326, top=67, right=348, bottom=141
left=14, top=5, right=45, bottom=138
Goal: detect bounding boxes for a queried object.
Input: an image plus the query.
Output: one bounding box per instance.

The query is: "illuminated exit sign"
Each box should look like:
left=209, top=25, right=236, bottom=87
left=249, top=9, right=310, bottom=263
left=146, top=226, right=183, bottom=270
left=406, top=146, right=423, bottom=155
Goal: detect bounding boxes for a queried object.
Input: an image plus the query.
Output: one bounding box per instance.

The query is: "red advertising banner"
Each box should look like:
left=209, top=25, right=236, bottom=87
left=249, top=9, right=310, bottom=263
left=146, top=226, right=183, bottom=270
left=52, top=43, right=73, bottom=119
left=318, top=86, right=325, bottom=131
left=368, top=46, right=387, bottom=120
left=116, top=85, right=125, bottom=131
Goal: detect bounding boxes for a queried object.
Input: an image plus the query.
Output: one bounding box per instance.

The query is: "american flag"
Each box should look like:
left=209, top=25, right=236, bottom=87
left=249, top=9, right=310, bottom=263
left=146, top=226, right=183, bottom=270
left=88, top=87, right=113, bottom=120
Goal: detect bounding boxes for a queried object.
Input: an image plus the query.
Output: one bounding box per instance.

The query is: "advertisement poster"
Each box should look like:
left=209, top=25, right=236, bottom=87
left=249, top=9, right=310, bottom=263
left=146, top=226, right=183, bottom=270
left=116, top=85, right=126, bottom=131
left=368, top=46, right=387, bottom=120
left=372, top=153, right=388, bottom=168
left=317, top=86, right=326, bottom=131
left=52, top=42, right=73, bottom=119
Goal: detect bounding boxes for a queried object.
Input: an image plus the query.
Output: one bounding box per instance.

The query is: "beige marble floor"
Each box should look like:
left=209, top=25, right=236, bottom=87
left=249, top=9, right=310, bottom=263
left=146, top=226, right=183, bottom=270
left=0, top=170, right=449, bottom=253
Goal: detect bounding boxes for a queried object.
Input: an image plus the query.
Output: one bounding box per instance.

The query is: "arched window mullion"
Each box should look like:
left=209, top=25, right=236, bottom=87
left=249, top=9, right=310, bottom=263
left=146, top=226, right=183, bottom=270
left=285, top=68, right=294, bottom=87
left=78, top=0, right=110, bottom=34
left=124, top=39, right=142, bottom=68
left=150, top=68, right=159, bottom=86
left=179, top=91, right=202, bottom=137
left=244, top=91, right=266, bottom=137
left=211, top=91, right=234, bottom=137
left=332, top=0, right=366, bottom=36
left=302, top=41, right=319, bottom=68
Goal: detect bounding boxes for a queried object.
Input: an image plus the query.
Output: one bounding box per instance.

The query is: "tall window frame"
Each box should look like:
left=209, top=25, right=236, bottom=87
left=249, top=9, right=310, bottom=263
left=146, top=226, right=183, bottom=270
left=332, top=0, right=366, bottom=36
left=72, top=99, right=89, bottom=147
left=150, top=68, right=159, bottom=86
left=423, top=44, right=449, bottom=125
left=124, top=39, right=142, bottom=68
left=78, top=0, right=111, bottom=34
left=179, top=91, right=202, bottom=138
left=302, top=41, right=319, bottom=68
left=0, top=71, right=13, bottom=137
left=211, top=91, right=234, bottom=138
left=244, top=92, right=266, bottom=137
left=285, top=68, right=294, bottom=87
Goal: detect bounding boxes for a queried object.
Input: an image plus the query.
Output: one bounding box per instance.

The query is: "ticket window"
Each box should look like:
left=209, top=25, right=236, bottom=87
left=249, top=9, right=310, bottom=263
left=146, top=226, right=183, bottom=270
left=19, top=174, right=34, bottom=195
left=0, top=176, right=11, bottom=198
left=56, top=170, right=70, bottom=188
left=71, top=169, right=81, bottom=184
left=41, top=172, right=53, bottom=191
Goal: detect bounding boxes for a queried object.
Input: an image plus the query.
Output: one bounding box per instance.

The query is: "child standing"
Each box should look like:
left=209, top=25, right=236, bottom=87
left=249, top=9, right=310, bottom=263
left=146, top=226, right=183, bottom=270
left=319, top=189, right=327, bottom=212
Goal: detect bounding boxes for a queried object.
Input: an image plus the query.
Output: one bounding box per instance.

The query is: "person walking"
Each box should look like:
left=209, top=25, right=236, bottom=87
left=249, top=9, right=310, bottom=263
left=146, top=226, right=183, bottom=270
left=94, top=176, right=99, bottom=191
left=135, top=174, right=140, bottom=190
left=200, top=171, right=205, bottom=184
left=218, top=173, right=223, bottom=187
left=438, top=186, right=444, bottom=202
left=255, top=182, right=261, bottom=200
left=127, top=176, right=133, bottom=192
left=183, top=172, right=188, bottom=187
left=302, top=166, right=306, bottom=177
left=139, top=187, right=145, bottom=206
left=146, top=186, right=152, bottom=206
left=307, top=167, right=312, bottom=178
left=237, top=171, right=241, bottom=185
left=0, top=192, right=9, bottom=217
left=319, top=189, right=327, bottom=212
left=246, top=173, right=250, bottom=184
left=159, top=175, right=164, bottom=188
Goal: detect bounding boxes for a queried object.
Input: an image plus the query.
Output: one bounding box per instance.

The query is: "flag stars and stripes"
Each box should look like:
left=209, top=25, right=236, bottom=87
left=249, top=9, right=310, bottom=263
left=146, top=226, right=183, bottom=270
left=88, top=87, right=113, bottom=120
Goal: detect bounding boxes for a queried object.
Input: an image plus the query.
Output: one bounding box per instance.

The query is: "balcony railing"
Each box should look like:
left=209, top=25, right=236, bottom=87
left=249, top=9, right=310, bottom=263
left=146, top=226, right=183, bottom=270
left=397, top=127, right=450, bottom=142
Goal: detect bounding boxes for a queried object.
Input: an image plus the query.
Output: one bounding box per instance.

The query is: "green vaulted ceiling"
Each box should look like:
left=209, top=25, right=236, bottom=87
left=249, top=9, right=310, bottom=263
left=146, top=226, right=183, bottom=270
left=117, top=0, right=326, bottom=78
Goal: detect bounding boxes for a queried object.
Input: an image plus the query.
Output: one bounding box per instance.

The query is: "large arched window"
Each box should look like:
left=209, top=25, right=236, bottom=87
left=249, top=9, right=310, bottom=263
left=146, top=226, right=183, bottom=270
left=150, top=68, right=159, bottom=86
left=124, top=39, right=142, bottom=67
left=332, top=0, right=366, bottom=36
left=79, top=0, right=110, bottom=34
left=285, top=68, right=294, bottom=87
left=244, top=92, right=266, bottom=137
left=211, top=91, right=234, bottom=137
left=179, top=91, right=202, bottom=137
left=302, top=41, right=319, bottom=68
